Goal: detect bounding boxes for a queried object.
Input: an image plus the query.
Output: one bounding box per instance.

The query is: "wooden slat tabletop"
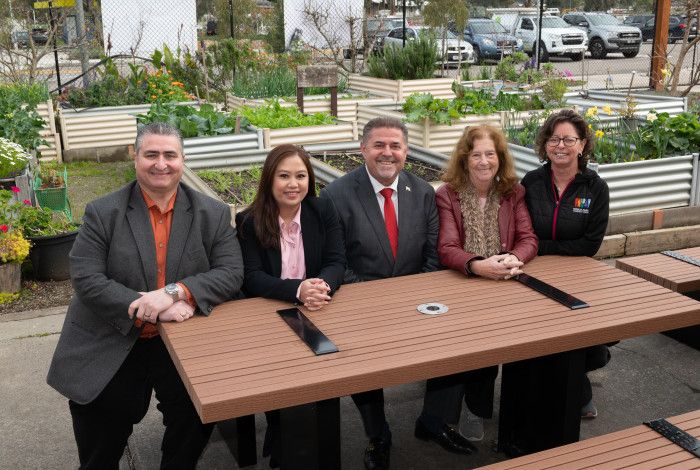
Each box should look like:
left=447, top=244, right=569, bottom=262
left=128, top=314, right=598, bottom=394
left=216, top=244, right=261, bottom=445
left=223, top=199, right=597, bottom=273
left=160, top=255, right=700, bottom=423
left=616, top=247, right=700, bottom=293
left=478, top=409, right=700, bottom=469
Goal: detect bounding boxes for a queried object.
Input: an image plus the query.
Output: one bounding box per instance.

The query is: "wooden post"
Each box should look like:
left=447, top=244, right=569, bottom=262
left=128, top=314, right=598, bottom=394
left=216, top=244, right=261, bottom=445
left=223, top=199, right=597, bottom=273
left=296, top=66, right=339, bottom=118
left=650, top=0, right=671, bottom=91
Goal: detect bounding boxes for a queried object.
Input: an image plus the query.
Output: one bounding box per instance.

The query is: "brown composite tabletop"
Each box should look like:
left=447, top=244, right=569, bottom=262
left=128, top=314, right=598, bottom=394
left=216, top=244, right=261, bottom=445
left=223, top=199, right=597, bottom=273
left=160, top=255, right=700, bottom=424
left=479, top=409, right=700, bottom=469
left=616, top=247, right=700, bottom=293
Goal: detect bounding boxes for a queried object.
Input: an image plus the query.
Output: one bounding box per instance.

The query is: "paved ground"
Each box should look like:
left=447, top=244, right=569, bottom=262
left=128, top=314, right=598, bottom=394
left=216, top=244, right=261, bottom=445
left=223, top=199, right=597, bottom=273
left=1, top=290, right=698, bottom=470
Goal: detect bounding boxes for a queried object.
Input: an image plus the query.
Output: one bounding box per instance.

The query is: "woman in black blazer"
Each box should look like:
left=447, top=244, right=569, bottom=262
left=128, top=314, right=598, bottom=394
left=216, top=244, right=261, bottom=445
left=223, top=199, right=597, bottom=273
left=235, top=144, right=346, bottom=467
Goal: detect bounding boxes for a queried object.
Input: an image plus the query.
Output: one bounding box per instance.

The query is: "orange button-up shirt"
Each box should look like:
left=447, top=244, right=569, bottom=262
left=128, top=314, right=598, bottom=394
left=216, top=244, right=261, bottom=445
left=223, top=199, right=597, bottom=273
left=135, top=190, right=194, bottom=339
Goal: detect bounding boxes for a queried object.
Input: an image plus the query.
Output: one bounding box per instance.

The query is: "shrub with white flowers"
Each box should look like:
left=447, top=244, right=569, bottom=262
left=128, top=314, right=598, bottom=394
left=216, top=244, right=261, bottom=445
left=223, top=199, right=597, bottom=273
left=0, top=138, right=30, bottom=179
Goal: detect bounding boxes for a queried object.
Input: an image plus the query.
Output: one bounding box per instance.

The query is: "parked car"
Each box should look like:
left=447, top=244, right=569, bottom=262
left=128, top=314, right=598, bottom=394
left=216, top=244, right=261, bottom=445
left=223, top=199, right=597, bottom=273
left=623, top=14, right=696, bottom=43
left=563, top=12, right=642, bottom=59
left=461, top=18, right=523, bottom=63
left=496, top=13, right=588, bottom=62
left=366, top=16, right=405, bottom=55
left=383, top=26, right=475, bottom=66
left=11, top=29, right=49, bottom=48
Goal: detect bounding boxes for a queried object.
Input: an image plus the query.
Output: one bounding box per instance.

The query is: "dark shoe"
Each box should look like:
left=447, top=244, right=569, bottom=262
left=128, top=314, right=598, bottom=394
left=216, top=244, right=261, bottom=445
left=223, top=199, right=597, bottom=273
left=364, top=437, right=391, bottom=470
left=414, top=420, right=477, bottom=455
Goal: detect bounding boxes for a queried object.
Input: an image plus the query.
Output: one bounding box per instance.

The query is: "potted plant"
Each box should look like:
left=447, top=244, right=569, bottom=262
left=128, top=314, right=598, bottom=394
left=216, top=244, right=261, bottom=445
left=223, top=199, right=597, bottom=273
left=0, top=138, right=33, bottom=189
left=16, top=196, right=79, bottom=281
left=0, top=188, right=31, bottom=293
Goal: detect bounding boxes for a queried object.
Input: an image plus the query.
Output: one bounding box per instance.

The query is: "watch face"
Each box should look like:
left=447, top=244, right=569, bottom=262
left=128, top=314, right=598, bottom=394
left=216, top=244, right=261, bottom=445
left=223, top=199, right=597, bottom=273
left=165, top=284, right=178, bottom=296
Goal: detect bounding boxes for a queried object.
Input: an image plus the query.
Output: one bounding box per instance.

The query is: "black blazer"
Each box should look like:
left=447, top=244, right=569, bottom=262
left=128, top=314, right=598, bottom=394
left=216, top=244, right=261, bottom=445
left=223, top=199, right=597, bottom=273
left=235, top=197, right=346, bottom=302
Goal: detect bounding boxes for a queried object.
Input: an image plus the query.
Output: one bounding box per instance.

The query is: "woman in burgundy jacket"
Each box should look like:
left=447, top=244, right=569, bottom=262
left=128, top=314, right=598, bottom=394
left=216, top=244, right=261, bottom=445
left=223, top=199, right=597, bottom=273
left=434, top=124, right=538, bottom=441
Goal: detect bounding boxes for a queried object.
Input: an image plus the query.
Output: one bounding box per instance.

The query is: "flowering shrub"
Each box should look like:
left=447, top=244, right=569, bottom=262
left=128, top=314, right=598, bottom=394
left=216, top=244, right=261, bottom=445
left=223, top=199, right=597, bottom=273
left=143, top=70, right=195, bottom=103
left=0, top=138, right=31, bottom=178
left=0, top=230, right=30, bottom=264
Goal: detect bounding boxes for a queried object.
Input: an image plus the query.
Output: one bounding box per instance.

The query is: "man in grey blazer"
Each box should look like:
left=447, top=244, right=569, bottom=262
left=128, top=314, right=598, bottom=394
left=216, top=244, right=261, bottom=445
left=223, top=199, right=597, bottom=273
left=321, top=117, right=475, bottom=470
left=47, top=123, right=243, bottom=469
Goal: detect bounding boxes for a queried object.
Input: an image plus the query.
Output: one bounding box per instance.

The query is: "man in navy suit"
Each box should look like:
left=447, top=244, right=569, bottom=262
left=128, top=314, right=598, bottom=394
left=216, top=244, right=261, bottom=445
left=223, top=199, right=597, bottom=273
left=321, top=117, right=476, bottom=469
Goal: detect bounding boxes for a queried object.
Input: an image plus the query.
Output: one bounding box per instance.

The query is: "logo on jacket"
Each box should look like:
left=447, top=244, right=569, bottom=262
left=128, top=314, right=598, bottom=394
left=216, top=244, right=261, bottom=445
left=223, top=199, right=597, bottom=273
left=573, top=197, right=591, bottom=214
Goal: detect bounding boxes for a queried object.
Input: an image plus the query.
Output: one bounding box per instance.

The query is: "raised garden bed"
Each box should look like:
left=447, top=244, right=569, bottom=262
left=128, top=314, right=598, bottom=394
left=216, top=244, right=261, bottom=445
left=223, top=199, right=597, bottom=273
left=348, top=74, right=457, bottom=101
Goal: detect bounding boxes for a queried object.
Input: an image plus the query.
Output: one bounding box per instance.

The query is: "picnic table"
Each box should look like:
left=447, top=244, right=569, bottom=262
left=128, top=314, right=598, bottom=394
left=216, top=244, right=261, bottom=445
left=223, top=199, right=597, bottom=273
left=159, top=255, right=700, bottom=469
left=616, top=246, right=700, bottom=349
left=479, top=409, right=700, bottom=469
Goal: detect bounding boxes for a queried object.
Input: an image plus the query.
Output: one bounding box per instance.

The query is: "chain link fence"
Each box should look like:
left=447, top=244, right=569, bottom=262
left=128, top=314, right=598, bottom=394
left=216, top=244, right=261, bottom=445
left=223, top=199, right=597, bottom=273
left=0, top=0, right=698, bottom=94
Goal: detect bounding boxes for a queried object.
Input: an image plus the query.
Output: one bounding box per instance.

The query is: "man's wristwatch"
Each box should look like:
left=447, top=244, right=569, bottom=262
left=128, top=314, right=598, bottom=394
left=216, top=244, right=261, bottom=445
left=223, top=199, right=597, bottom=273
left=164, top=283, right=181, bottom=302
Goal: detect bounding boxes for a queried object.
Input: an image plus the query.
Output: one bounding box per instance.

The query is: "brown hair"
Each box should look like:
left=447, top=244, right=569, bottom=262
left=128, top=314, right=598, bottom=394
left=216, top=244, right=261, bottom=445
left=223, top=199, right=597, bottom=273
left=362, top=116, right=408, bottom=145
left=534, top=109, right=593, bottom=171
left=242, top=144, right=316, bottom=249
left=442, top=125, right=518, bottom=195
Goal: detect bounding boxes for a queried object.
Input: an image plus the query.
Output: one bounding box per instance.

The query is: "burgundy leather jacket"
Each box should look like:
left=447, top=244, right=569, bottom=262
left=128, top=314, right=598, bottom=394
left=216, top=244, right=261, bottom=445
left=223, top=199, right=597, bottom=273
left=435, top=183, right=538, bottom=275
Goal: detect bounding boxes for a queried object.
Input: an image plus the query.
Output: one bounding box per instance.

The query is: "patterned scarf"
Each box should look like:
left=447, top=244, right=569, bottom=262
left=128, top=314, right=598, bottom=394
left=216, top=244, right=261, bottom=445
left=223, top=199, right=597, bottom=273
left=458, top=183, right=501, bottom=258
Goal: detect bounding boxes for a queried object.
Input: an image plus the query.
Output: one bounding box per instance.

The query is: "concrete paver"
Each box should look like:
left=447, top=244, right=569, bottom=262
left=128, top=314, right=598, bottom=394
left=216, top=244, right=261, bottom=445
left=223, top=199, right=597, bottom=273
left=1, top=307, right=698, bottom=469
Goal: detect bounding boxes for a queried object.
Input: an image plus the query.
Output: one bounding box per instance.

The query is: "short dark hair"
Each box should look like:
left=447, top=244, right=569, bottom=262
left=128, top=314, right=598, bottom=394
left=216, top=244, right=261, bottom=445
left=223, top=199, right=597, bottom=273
left=362, top=116, right=408, bottom=145
left=135, top=122, right=184, bottom=155
left=534, top=109, right=593, bottom=171
left=244, top=144, right=316, bottom=249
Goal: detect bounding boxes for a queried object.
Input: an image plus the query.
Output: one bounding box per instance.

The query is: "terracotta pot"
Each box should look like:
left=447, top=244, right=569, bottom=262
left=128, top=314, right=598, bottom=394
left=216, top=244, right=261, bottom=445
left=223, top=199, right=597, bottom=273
left=0, top=262, right=21, bottom=293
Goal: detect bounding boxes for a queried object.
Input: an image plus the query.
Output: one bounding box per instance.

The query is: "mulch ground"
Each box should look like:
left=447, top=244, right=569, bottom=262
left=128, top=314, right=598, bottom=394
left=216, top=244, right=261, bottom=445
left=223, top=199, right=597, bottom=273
left=0, top=278, right=74, bottom=315
left=316, top=152, right=443, bottom=182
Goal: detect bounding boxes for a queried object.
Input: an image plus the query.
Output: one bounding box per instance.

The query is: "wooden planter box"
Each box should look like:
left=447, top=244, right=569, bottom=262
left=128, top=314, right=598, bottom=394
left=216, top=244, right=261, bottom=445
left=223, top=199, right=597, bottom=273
left=509, top=143, right=699, bottom=215
left=348, top=74, right=456, bottom=101
left=255, top=121, right=358, bottom=149
left=226, top=93, right=395, bottom=123
left=36, top=99, right=62, bottom=162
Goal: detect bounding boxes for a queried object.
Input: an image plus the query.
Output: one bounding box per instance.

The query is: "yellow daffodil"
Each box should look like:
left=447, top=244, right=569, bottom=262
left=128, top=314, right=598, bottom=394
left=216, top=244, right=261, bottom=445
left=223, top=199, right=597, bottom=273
left=646, top=113, right=658, bottom=122
left=585, top=106, right=598, bottom=117
left=602, top=105, right=613, bottom=116
left=595, top=130, right=605, bottom=139
left=588, top=124, right=593, bottom=129
left=661, top=68, right=670, bottom=78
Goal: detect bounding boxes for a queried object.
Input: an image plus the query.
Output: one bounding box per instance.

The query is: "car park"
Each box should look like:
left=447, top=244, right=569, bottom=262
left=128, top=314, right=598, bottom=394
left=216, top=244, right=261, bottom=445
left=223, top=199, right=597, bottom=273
left=563, top=12, right=642, bottom=58
left=461, top=18, right=523, bottom=63
left=496, top=13, right=587, bottom=62
left=366, top=16, right=405, bottom=55
left=383, top=26, right=475, bottom=65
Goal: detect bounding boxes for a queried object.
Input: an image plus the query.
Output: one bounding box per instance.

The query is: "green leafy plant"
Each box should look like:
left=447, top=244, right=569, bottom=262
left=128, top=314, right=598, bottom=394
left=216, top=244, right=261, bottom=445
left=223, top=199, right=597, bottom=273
left=230, top=67, right=348, bottom=99
left=479, top=66, right=491, bottom=80
left=541, top=77, right=568, bottom=105
left=0, top=84, right=48, bottom=151
left=239, top=100, right=335, bottom=129
left=506, top=110, right=552, bottom=148
left=403, top=89, right=547, bottom=124
left=367, top=34, right=440, bottom=80
left=17, top=204, right=78, bottom=237
left=137, top=103, right=243, bottom=138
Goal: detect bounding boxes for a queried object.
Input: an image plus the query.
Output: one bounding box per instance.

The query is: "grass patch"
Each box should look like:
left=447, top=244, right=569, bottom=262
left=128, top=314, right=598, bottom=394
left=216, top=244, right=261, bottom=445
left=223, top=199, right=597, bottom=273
left=38, top=161, right=136, bottom=222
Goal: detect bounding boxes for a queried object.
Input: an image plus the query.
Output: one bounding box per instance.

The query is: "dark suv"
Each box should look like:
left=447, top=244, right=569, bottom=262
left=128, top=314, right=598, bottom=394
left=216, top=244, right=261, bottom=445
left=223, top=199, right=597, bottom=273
left=625, top=14, right=698, bottom=42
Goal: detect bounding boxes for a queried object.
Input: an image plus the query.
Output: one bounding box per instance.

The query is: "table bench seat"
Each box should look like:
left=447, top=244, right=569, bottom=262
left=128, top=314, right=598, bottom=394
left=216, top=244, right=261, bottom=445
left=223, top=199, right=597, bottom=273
left=479, top=409, right=700, bottom=469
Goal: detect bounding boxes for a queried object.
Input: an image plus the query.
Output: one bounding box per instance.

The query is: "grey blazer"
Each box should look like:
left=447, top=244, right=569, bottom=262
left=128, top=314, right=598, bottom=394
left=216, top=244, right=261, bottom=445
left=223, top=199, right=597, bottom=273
left=320, top=166, right=440, bottom=283
left=47, top=181, right=244, bottom=404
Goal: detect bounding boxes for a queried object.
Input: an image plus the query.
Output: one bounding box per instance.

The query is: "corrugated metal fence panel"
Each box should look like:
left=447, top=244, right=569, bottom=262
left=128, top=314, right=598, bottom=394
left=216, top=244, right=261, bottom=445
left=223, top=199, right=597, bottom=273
left=348, top=74, right=456, bottom=101
left=348, top=74, right=403, bottom=99
left=510, top=144, right=542, bottom=180
left=226, top=95, right=266, bottom=110
left=400, top=78, right=457, bottom=100
left=564, top=90, right=686, bottom=117
left=183, top=131, right=263, bottom=167
left=263, top=122, right=358, bottom=148
left=597, top=154, right=695, bottom=215
left=36, top=99, right=62, bottom=161
left=300, top=97, right=396, bottom=122
left=59, top=102, right=200, bottom=150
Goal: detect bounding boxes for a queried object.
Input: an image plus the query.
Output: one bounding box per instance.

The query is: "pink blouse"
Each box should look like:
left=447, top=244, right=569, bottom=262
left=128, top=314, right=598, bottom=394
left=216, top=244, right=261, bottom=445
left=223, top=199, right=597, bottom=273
left=279, top=209, right=306, bottom=280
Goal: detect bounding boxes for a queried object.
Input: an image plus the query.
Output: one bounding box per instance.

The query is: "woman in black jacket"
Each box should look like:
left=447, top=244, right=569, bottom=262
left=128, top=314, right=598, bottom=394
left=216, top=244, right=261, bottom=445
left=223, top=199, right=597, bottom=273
left=235, top=144, right=346, bottom=467
left=521, top=109, right=610, bottom=419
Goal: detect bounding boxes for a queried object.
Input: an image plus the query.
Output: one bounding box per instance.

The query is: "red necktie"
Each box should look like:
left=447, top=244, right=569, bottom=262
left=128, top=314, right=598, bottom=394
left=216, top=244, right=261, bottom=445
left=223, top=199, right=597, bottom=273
left=380, top=188, right=398, bottom=259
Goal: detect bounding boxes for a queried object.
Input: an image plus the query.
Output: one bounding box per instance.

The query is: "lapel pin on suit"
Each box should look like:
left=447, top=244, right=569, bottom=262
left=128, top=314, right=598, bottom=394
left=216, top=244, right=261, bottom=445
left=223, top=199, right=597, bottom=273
left=405, top=186, right=411, bottom=192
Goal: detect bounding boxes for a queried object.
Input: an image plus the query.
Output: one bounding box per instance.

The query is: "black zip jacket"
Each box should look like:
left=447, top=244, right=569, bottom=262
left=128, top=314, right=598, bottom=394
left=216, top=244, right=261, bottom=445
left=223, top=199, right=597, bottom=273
left=521, top=163, right=610, bottom=257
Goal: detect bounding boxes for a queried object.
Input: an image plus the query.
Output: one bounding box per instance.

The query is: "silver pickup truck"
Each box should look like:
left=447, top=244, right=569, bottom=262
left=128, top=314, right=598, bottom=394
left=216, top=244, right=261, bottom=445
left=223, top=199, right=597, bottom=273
left=563, top=12, right=642, bottom=59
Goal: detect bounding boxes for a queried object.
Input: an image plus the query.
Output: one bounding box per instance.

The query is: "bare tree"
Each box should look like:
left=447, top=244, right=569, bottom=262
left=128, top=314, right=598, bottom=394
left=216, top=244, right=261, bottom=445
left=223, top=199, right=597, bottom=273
left=423, top=0, right=468, bottom=77
left=0, top=6, right=70, bottom=83
left=301, top=1, right=365, bottom=73
left=664, top=0, right=700, bottom=95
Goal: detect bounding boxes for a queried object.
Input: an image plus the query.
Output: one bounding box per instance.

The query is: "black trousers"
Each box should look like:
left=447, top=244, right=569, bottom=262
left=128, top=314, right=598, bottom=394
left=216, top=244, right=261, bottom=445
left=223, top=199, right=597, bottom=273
left=68, top=336, right=213, bottom=470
